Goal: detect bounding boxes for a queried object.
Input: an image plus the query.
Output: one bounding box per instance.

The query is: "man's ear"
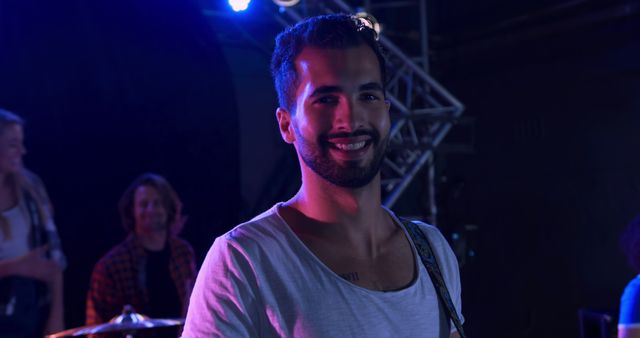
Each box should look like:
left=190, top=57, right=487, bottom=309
left=276, top=107, right=295, bottom=144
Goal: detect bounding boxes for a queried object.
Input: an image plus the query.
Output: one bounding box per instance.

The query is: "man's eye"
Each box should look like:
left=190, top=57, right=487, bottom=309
left=316, top=96, right=338, bottom=104
left=361, top=93, right=380, bottom=101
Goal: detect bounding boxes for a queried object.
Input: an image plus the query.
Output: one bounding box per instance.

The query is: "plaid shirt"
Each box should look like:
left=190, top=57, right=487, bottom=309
left=86, top=234, right=196, bottom=325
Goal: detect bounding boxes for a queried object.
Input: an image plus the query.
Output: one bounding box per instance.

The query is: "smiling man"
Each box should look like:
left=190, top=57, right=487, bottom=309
left=86, top=173, right=196, bottom=337
left=183, top=14, right=464, bottom=338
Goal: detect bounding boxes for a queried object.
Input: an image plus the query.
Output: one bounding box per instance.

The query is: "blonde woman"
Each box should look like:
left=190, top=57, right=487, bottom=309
left=0, top=108, right=66, bottom=337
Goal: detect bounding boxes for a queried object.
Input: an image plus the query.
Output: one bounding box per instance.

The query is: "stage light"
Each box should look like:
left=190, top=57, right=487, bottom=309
left=229, top=0, right=251, bottom=12
left=272, top=0, right=300, bottom=8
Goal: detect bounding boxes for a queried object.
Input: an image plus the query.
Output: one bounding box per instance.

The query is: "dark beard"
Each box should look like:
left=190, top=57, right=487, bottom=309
left=294, top=127, right=388, bottom=188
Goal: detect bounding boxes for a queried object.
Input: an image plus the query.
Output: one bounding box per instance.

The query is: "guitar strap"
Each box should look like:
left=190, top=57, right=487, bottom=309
left=400, top=218, right=467, bottom=338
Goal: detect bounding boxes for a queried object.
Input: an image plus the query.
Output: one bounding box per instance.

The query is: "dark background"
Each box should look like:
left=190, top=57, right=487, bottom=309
left=1, top=0, right=639, bottom=337
left=0, top=0, right=241, bottom=329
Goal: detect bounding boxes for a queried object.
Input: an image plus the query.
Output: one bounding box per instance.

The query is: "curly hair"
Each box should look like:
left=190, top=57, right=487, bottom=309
left=621, top=214, right=640, bottom=273
left=270, top=14, right=387, bottom=114
left=118, top=173, right=184, bottom=235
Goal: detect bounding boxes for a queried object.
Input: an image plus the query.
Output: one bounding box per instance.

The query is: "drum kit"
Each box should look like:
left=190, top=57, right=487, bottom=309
left=47, top=305, right=184, bottom=338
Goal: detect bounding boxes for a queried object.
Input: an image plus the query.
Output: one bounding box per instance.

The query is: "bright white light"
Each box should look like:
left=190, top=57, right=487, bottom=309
left=229, top=0, right=251, bottom=12
left=273, top=0, right=300, bottom=7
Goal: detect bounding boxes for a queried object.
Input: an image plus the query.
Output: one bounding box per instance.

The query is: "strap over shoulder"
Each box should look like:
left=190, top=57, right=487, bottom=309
left=400, top=218, right=467, bottom=338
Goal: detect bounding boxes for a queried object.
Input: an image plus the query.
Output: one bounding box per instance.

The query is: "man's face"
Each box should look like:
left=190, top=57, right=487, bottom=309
left=284, top=44, right=390, bottom=188
left=133, top=185, right=168, bottom=234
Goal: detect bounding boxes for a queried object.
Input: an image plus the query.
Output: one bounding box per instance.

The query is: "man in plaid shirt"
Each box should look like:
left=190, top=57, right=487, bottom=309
left=86, top=173, right=196, bottom=331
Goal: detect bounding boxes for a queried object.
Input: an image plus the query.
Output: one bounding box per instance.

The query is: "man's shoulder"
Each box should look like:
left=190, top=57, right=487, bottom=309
left=386, top=209, right=448, bottom=246
left=408, top=219, right=449, bottom=246
left=94, top=237, right=138, bottom=268
left=623, top=275, right=640, bottom=298
left=225, top=205, right=284, bottom=241
left=169, top=236, right=194, bottom=252
left=388, top=211, right=459, bottom=271
left=620, top=275, right=640, bottom=325
left=210, top=204, right=288, bottom=257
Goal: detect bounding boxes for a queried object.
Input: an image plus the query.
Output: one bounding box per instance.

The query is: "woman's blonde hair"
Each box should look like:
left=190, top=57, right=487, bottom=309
left=0, top=108, right=50, bottom=240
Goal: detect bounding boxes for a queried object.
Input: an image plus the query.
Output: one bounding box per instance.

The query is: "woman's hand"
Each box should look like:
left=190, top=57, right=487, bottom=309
left=2, top=246, right=62, bottom=281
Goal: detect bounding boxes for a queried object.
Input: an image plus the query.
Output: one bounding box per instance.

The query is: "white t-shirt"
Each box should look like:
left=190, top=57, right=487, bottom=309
left=0, top=204, right=31, bottom=260
left=184, top=203, right=463, bottom=338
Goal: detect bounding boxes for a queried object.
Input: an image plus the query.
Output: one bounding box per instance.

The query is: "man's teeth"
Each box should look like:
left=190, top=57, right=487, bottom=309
left=335, top=141, right=366, bottom=151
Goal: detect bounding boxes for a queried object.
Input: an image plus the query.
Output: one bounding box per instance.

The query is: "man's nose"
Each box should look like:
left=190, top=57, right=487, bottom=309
left=334, top=99, right=365, bottom=132
left=144, top=204, right=159, bottom=212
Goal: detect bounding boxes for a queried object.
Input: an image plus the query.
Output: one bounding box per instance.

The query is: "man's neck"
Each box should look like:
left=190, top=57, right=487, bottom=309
left=284, top=168, right=391, bottom=244
left=135, top=229, right=168, bottom=251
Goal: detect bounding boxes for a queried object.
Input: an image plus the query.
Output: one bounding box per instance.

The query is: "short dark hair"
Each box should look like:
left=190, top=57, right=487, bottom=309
left=270, top=14, right=387, bottom=114
left=621, top=214, right=640, bottom=273
left=118, top=173, right=184, bottom=235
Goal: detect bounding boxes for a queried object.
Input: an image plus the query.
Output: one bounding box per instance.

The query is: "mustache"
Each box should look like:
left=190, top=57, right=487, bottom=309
left=322, top=129, right=381, bottom=143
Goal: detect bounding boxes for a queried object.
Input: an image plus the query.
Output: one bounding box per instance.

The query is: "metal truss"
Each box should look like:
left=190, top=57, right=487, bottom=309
left=273, top=0, right=465, bottom=209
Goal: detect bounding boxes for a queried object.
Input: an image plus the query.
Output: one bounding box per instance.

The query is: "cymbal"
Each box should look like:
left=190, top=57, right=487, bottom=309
left=47, top=305, right=184, bottom=337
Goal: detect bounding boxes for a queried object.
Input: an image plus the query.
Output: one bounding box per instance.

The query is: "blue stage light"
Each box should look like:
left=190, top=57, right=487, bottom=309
left=229, top=0, right=251, bottom=12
